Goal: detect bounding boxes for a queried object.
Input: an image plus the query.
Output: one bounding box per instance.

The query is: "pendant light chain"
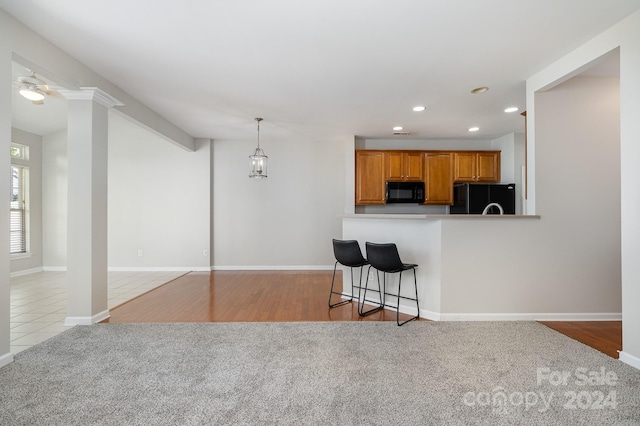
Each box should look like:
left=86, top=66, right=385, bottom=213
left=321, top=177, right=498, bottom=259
left=256, top=117, right=262, bottom=150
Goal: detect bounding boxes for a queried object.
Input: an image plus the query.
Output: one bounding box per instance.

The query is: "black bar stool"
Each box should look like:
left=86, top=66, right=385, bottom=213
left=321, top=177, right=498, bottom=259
left=364, top=242, right=420, bottom=326
left=328, top=239, right=371, bottom=308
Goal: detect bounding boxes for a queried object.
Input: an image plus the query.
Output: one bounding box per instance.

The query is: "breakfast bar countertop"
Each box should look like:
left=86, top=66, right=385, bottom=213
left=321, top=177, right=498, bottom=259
left=340, top=213, right=541, bottom=220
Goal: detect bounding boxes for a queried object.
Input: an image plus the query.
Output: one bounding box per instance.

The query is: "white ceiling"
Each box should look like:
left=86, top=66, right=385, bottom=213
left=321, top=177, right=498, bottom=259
left=3, top=1, right=638, bottom=141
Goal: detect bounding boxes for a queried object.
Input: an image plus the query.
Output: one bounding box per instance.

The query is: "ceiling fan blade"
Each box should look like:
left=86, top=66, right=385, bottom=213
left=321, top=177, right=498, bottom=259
left=45, top=89, right=65, bottom=99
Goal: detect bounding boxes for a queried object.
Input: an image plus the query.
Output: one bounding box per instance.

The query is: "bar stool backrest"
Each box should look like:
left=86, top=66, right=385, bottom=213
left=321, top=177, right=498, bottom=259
left=333, top=239, right=368, bottom=267
left=365, top=242, right=404, bottom=273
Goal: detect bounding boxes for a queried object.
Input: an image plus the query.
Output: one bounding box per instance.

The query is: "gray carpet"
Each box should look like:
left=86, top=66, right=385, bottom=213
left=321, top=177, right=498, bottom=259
left=1, top=322, right=639, bottom=425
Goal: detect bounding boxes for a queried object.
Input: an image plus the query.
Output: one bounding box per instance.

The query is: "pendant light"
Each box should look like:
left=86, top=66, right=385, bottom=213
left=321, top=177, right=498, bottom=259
left=249, top=117, right=268, bottom=178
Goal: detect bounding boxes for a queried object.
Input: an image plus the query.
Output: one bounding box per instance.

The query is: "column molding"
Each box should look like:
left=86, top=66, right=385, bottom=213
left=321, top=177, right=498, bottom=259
left=60, top=87, right=123, bottom=108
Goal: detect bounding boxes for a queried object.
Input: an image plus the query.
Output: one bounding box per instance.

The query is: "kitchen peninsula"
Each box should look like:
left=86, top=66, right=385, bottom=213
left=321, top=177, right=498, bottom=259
left=341, top=212, right=540, bottom=321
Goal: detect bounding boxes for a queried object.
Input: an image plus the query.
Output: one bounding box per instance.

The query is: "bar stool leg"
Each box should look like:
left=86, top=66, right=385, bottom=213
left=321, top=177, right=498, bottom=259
left=358, top=266, right=384, bottom=316
left=328, top=261, right=352, bottom=308
left=397, top=268, right=420, bottom=326
left=396, top=271, right=402, bottom=326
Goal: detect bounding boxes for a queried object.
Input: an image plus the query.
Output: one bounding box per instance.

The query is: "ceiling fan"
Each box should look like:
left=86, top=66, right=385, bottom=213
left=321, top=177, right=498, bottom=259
left=12, top=71, right=63, bottom=105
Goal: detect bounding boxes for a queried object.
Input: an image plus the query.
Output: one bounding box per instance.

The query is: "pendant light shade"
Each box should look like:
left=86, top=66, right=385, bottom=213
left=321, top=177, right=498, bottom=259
left=249, top=117, right=268, bottom=178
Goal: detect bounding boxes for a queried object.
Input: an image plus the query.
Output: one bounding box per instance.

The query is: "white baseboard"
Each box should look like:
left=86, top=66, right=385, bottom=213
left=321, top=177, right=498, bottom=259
left=0, top=352, right=14, bottom=369
left=107, top=267, right=208, bottom=272
left=212, top=265, right=334, bottom=271
left=43, top=266, right=66, bottom=272
left=334, top=301, right=621, bottom=322
left=64, top=310, right=110, bottom=326
left=438, top=312, right=622, bottom=321
left=418, top=308, right=441, bottom=321
left=338, top=292, right=430, bottom=320
left=619, top=351, right=640, bottom=371
left=42, top=267, right=209, bottom=273
left=10, top=267, right=44, bottom=278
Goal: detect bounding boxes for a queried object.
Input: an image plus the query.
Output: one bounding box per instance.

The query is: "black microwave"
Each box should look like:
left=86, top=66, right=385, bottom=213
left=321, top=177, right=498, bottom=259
left=386, top=181, right=425, bottom=203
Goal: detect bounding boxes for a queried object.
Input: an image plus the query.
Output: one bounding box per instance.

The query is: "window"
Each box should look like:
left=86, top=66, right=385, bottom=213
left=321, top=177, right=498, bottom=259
left=10, top=144, right=27, bottom=160
left=10, top=144, right=30, bottom=255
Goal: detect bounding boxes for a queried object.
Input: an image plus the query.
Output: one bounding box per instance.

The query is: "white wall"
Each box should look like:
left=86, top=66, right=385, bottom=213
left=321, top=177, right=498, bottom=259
left=358, top=138, right=494, bottom=151
left=10, top=128, right=43, bottom=274
left=526, top=10, right=640, bottom=368
left=440, top=75, right=621, bottom=317
left=491, top=133, right=515, bottom=183
left=42, top=129, right=67, bottom=269
left=514, top=133, right=525, bottom=214
left=40, top=114, right=211, bottom=271
left=491, top=132, right=525, bottom=214
left=617, top=14, right=640, bottom=369
left=108, top=113, right=210, bottom=270
left=212, top=131, right=348, bottom=268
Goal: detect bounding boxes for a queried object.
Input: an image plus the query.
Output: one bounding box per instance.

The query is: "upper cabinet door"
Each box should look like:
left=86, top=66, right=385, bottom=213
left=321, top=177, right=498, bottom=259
left=385, top=152, right=404, bottom=181
left=385, top=151, right=424, bottom=181
left=453, top=152, right=477, bottom=182
left=355, top=150, right=386, bottom=205
left=476, top=151, right=500, bottom=182
left=453, top=151, right=500, bottom=183
left=404, top=152, right=424, bottom=181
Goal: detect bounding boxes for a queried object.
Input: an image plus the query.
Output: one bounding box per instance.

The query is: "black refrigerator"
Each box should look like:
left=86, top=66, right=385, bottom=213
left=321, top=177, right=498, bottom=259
left=450, top=183, right=516, bottom=214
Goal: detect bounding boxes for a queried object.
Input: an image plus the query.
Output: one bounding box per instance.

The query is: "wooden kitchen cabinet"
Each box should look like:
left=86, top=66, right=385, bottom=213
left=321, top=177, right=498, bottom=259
left=385, top=151, right=423, bottom=181
left=355, top=150, right=386, bottom=205
left=453, top=151, right=500, bottom=182
left=424, top=152, right=453, bottom=205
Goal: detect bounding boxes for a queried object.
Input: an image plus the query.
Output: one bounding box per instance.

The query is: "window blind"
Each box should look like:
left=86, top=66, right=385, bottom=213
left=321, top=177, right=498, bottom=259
left=10, top=165, right=28, bottom=254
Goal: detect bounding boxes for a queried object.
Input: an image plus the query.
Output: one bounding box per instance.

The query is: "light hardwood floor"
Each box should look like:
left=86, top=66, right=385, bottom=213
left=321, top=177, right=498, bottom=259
left=539, top=321, right=622, bottom=359
left=104, top=271, right=622, bottom=359
left=103, top=271, right=418, bottom=323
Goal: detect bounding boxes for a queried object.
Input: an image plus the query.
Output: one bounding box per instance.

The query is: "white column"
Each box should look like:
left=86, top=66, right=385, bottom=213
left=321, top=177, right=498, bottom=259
left=620, top=29, right=640, bottom=370
left=63, top=88, right=122, bottom=325
left=0, top=49, right=13, bottom=368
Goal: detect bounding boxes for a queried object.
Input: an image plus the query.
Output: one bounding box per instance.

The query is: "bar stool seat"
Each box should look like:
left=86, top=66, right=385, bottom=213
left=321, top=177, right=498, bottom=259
left=364, top=242, right=420, bottom=326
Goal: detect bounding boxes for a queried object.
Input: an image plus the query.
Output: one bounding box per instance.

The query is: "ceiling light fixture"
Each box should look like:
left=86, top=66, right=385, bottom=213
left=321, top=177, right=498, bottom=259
left=470, top=87, right=489, bottom=94
left=249, top=117, right=268, bottom=179
left=504, top=107, right=519, bottom=113
left=393, top=126, right=404, bottom=131
left=19, top=88, right=45, bottom=102
left=412, top=106, right=426, bottom=112
left=468, top=127, right=480, bottom=132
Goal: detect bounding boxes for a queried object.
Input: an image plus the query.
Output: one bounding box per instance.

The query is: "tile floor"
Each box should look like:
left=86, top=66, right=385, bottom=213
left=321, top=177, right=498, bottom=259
left=9, top=271, right=186, bottom=354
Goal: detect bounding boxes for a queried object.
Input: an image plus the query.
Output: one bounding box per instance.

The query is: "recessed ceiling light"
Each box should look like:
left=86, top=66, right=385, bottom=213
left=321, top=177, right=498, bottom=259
left=504, top=107, right=519, bottom=113
left=470, top=87, right=489, bottom=94
left=468, top=127, right=480, bottom=132
left=393, top=126, right=403, bottom=131
left=412, top=106, right=426, bottom=112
